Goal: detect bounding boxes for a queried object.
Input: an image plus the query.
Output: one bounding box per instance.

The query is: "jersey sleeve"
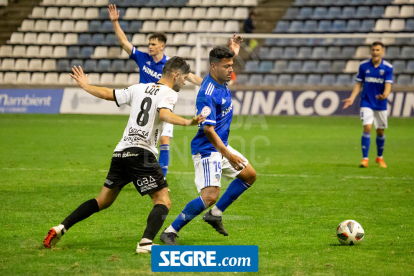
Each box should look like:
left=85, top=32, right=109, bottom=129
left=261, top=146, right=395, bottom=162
left=196, top=91, right=217, bottom=126
left=355, top=64, right=365, bottom=82
left=114, top=85, right=137, bottom=107
left=385, top=67, right=393, bottom=84
left=157, top=90, right=178, bottom=112
left=129, top=47, right=147, bottom=69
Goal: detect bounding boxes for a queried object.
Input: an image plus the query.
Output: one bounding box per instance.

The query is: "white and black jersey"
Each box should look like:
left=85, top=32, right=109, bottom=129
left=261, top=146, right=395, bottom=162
left=113, top=83, right=178, bottom=156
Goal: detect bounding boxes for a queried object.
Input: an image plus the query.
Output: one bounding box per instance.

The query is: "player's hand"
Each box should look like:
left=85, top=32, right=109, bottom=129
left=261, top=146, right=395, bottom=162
left=228, top=33, right=243, bottom=57
left=227, top=153, right=246, bottom=171
left=187, top=114, right=205, bottom=126
left=69, top=66, right=89, bottom=89
left=376, top=94, right=387, bottom=101
left=107, top=4, right=119, bottom=22
left=342, top=98, right=354, bottom=109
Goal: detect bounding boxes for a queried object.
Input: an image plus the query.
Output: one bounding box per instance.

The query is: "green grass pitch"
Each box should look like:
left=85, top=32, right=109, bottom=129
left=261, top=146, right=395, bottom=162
left=0, top=114, right=413, bottom=275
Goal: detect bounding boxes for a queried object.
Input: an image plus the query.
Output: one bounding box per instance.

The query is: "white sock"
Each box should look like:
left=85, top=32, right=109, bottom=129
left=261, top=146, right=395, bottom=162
left=139, top=238, right=152, bottom=245
left=58, top=224, right=67, bottom=234
left=165, top=225, right=178, bottom=234
left=211, top=206, right=223, bottom=217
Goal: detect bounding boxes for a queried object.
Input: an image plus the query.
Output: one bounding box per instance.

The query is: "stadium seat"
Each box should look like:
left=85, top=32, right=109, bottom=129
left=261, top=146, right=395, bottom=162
left=110, top=60, right=125, bottom=72
left=58, top=73, right=74, bottom=85
left=355, top=6, right=370, bottom=18
left=15, top=59, right=28, bottom=70
left=360, top=20, right=375, bottom=32
left=69, top=59, right=84, bottom=69
left=211, top=21, right=225, bottom=32
left=3, top=72, right=17, bottom=84
left=125, top=59, right=138, bottom=72
left=264, top=38, right=276, bottom=46
left=42, top=60, right=56, bottom=71
left=259, top=61, right=273, bottom=73
left=44, top=73, right=58, bottom=84
left=312, top=7, right=327, bottom=19
left=401, top=46, right=414, bottom=57
left=85, top=8, right=99, bottom=19
left=248, top=74, right=263, bottom=86
left=374, top=19, right=390, bottom=32
left=392, top=60, right=406, bottom=74
left=400, top=5, right=414, bottom=17
left=114, top=73, right=128, bottom=85
left=206, top=7, right=220, bottom=19
left=17, top=72, right=31, bottom=84
left=341, top=47, right=356, bottom=58
left=194, top=7, right=207, bottom=19
left=273, top=60, right=288, bottom=73
left=317, top=20, right=331, bottom=32
left=335, top=74, right=351, bottom=86
left=58, top=7, right=72, bottom=19
left=384, top=6, right=399, bottom=18
left=303, top=20, right=317, bottom=32
left=287, top=61, right=302, bottom=72
left=283, top=8, right=299, bottom=19
left=95, top=60, right=110, bottom=73
left=128, top=21, right=143, bottom=32
left=179, top=7, right=192, bottom=19
left=39, top=46, right=53, bottom=57
left=127, top=73, right=140, bottom=85
left=125, top=8, right=139, bottom=19
left=224, top=21, right=239, bottom=32
left=326, top=7, right=341, bottom=19
left=99, top=7, right=110, bottom=20
left=331, top=20, right=346, bottom=32
left=0, top=45, right=12, bottom=57
left=344, top=60, right=359, bottom=72
left=270, top=47, right=283, bottom=59
left=277, top=74, right=291, bottom=85
left=12, top=46, right=25, bottom=57
left=396, top=74, right=411, bottom=85
left=235, top=74, right=248, bottom=84
left=30, top=72, right=44, bottom=84
left=29, top=59, right=42, bottom=71
left=288, top=21, right=302, bottom=32
left=26, top=46, right=40, bottom=57
left=9, top=33, right=24, bottom=44
left=75, top=21, right=88, bottom=32
left=355, top=46, right=370, bottom=58
left=347, top=20, right=360, bottom=32
left=57, top=59, right=70, bottom=71
left=244, top=61, right=259, bottom=73
left=152, top=8, right=166, bottom=19
left=321, top=74, right=335, bottom=86
left=390, top=19, right=405, bottom=31
left=166, top=8, right=179, bottom=19
left=258, top=47, right=269, bottom=59
left=78, top=34, right=91, bottom=45
left=80, top=46, right=94, bottom=57
left=91, top=34, right=105, bottom=45
left=1, top=58, right=14, bottom=70
left=108, top=47, right=121, bottom=58
left=316, top=60, right=331, bottom=72
left=332, top=61, right=346, bottom=72
left=62, top=20, right=76, bottom=32
left=386, top=46, right=400, bottom=58
left=93, top=46, right=108, bottom=58
left=85, top=73, right=99, bottom=85
left=406, top=19, right=414, bottom=31
left=34, top=20, right=48, bottom=31
left=327, top=47, right=340, bottom=58
left=50, top=33, right=64, bottom=45
left=341, top=7, right=355, bottom=19
left=406, top=61, right=414, bottom=73
left=45, top=7, right=59, bottom=18
left=370, top=6, right=385, bottom=17
left=30, top=7, right=45, bottom=18
left=83, top=60, right=97, bottom=72
left=72, top=7, right=86, bottom=19
left=48, top=20, right=62, bottom=32
left=147, top=0, right=162, bottom=6
left=53, top=46, right=67, bottom=57
left=302, top=61, right=316, bottom=72
left=298, top=7, right=313, bottom=19
left=311, top=47, right=325, bottom=59
left=104, top=34, right=118, bottom=46
left=274, top=21, right=289, bottom=32
left=284, top=47, right=297, bottom=58
left=89, top=20, right=102, bottom=32
left=263, top=74, right=277, bottom=86
left=307, top=74, right=321, bottom=85
left=142, top=21, right=156, bottom=32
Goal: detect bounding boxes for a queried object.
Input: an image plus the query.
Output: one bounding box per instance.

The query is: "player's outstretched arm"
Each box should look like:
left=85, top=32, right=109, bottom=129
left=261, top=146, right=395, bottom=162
left=187, top=73, right=203, bottom=86
left=108, top=4, right=133, bottom=56
left=70, top=66, right=114, bottom=101
left=342, top=82, right=362, bottom=109
left=203, top=124, right=246, bottom=171
left=228, top=33, right=243, bottom=57
left=159, top=108, right=205, bottom=126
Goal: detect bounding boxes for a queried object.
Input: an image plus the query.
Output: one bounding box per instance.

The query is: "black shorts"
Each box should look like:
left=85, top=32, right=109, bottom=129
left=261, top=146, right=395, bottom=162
left=104, top=147, right=168, bottom=196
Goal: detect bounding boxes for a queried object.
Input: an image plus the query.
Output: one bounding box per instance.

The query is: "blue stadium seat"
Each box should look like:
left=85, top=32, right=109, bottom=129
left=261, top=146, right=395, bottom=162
left=284, top=47, right=298, bottom=58
left=270, top=47, right=283, bottom=59
left=298, top=47, right=312, bottom=58
left=248, top=74, right=263, bottom=86
left=332, top=61, right=346, bottom=72
left=336, top=74, right=351, bottom=86
left=322, top=0, right=334, bottom=4
left=312, top=47, right=325, bottom=59
left=276, top=38, right=293, bottom=46
left=355, top=6, right=370, bottom=18
left=263, top=74, right=277, bottom=86
left=347, top=20, right=360, bottom=32
left=128, top=21, right=143, bottom=32
left=312, top=7, right=327, bottom=19
left=57, top=60, right=70, bottom=72
left=89, top=21, right=102, bottom=32
left=125, top=60, right=137, bottom=72
left=69, top=59, right=83, bottom=69
left=392, top=60, right=406, bottom=74
left=96, top=60, right=111, bottom=72
left=308, top=0, right=322, bottom=5
left=258, top=47, right=269, bottom=59
left=173, top=0, right=187, bottom=6
left=287, top=61, right=302, bottom=72
left=341, top=7, right=355, bottom=19
left=386, top=46, right=400, bottom=59
left=351, top=0, right=364, bottom=4
left=370, top=6, right=385, bottom=17
left=162, top=0, right=174, bottom=6
left=78, top=34, right=91, bottom=45
left=99, top=8, right=110, bottom=20
left=402, top=46, right=414, bottom=58
left=147, top=0, right=162, bottom=6
left=321, top=74, right=335, bottom=86
left=327, top=7, right=341, bottom=19
left=277, top=74, right=291, bottom=85
left=265, top=38, right=277, bottom=46
left=274, top=60, right=288, bottom=73
left=303, top=20, right=317, bottom=32
left=244, top=61, right=260, bottom=73
left=316, top=60, right=331, bottom=72
left=298, top=7, right=313, bottom=18
left=317, top=20, right=331, bottom=32
left=273, top=21, right=289, bottom=33
left=122, top=0, right=135, bottom=5
left=67, top=46, right=81, bottom=58
left=395, top=37, right=411, bottom=45
left=80, top=47, right=94, bottom=57
left=406, top=61, right=414, bottom=73
left=307, top=74, right=321, bottom=85
left=110, top=0, right=122, bottom=5
left=91, top=34, right=105, bottom=45
left=102, top=21, right=114, bottom=33
left=259, top=61, right=273, bottom=73
left=235, top=74, right=248, bottom=85
left=360, top=20, right=375, bottom=32
left=406, top=20, right=414, bottom=32
left=110, top=60, right=125, bottom=72
left=288, top=21, right=303, bottom=33
left=119, top=20, right=129, bottom=31
left=283, top=8, right=300, bottom=19
left=292, top=74, right=306, bottom=85
left=302, top=61, right=317, bottom=72
left=292, top=38, right=307, bottom=46
left=331, top=20, right=346, bottom=32
left=104, top=34, right=118, bottom=46
left=84, top=60, right=97, bottom=72
left=396, top=74, right=411, bottom=85
left=294, top=0, right=308, bottom=5
left=327, top=47, right=341, bottom=58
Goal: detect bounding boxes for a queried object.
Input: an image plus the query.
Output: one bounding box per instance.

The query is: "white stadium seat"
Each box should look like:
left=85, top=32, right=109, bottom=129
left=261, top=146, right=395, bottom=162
left=188, top=0, right=202, bottom=6
left=354, top=46, right=370, bottom=58
left=24, top=33, right=38, bottom=44
left=128, top=73, right=140, bottom=85
left=40, top=0, right=56, bottom=5
left=19, top=20, right=35, bottom=31
left=95, top=0, right=109, bottom=5
left=172, top=34, right=187, bottom=45
left=138, top=8, right=153, bottom=19
left=400, top=5, right=414, bottom=17
left=75, top=21, right=88, bottom=32
left=390, top=19, right=405, bottom=31
left=58, top=73, right=74, bottom=84
left=124, top=8, right=139, bottom=19
left=0, top=45, right=12, bottom=57
left=61, top=20, right=75, bottom=31
left=36, top=33, right=50, bottom=44
left=229, top=0, right=243, bottom=6
left=119, top=50, right=129, bottom=59
left=48, top=20, right=62, bottom=32
left=31, top=73, right=45, bottom=84
left=220, top=7, right=234, bottom=19
left=234, top=7, right=248, bottom=19
left=3, top=72, right=17, bottom=84
left=29, top=59, right=43, bottom=71
left=85, top=8, right=99, bottom=19
left=206, top=7, right=220, bottom=19
left=244, top=0, right=257, bottom=5
left=211, top=21, right=225, bottom=32
left=56, top=0, right=69, bottom=4
left=9, top=33, right=24, bottom=44
left=93, top=46, right=108, bottom=58
left=64, top=33, right=78, bottom=44
left=114, top=73, right=128, bottom=85
left=132, top=33, right=146, bottom=45
left=344, top=60, right=360, bottom=73
left=88, top=73, right=100, bottom=85
left=51, top=33, right=64, bottom=44
left=197, top=20, right=211, bottom=32
left=53, top=46, right=67, bottom=57
left=142, top=21, right=156, bottom=32
left=45, top=7, right=59, bottom=18
left=1, top=59, right=15, bottom=70
left=108, top=47, right=121, bottom=58
left=72, top=7, right=86, bottom=19
left=152, top=8, right=166, bottom=19
left=224, top=21, right=239, bottom=32
left=184, top=21, right=197, bottom=32
left=202, top=0, right=216, bottom=5
left=156, top=21, right=170, bottom=32
left=30, top=7, right=45, bottom=18
left=179, top=8, right=192, bottom=19
left=59, top=7, right=73, bottom=18
left=43, top=60, right=56, bottom=71
left=34, top=20, right=48, bottom=31
left=12, top=46, right=26, bottom=57
left=164, top=46, right=177, bottom=57
left=384, top=6, right=399, bottom=18
left=15, top=59, right=29, bottom=70
left=169, top=20, right=183, bottom=32
left=82, top=0, right=94, bottom=6
left=374, top=19, right=390, bottom=32
left=17, top=72, right=31, bottom=84
left=100, top=73, right=114, bottom=85
left=177, top=46, right=191, bottom=58
left=40, top=46, right=54, bottom=57
left=44, top=73, right=59, bottom=84
left=69, top=0, right=82, bottom=5
left=194, top=8, right=207, bottom=19
left=166, top=8, right=179, bottom=19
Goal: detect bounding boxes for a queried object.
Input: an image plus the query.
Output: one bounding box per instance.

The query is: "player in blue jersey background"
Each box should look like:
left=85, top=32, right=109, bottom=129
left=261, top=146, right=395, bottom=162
left=108, top=4, right=204, bottom=178
left=342, top=42, right=393, bottom=168
left=160, top=43, right=258, bottom=245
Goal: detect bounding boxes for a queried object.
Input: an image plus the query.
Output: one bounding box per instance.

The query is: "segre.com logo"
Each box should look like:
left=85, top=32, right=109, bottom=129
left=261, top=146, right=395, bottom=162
left=151, top=245, right=258, bottom=272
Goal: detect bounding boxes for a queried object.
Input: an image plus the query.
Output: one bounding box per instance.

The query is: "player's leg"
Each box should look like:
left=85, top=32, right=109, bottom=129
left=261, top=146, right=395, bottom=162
left=374, top=110, right=387, bottom=168
left=360, top=108, right=374, bottom=168
left=43, top=186, right=121, bottom=248
left=158, top=123, right=174, bottom=176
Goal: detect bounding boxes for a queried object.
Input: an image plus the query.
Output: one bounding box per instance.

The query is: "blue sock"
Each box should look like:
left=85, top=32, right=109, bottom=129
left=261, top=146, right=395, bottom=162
left=171, top=197, right=206, bottom=232
left=215, top=179, right=251, bottom=213
left=376, top=135, right=385, bottom=157
left=361, top=132, right=370, bottom=159
left=158, top=144, right=169, bottom=176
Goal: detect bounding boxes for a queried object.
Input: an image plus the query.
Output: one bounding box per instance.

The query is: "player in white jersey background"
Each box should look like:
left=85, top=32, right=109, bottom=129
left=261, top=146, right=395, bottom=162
left=43, top=57, right=205, bottom=253
left=342, top=42, right=393, bottom=168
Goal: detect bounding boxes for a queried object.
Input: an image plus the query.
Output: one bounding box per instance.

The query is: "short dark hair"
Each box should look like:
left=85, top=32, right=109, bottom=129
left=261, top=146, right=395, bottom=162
left=209, top=46, right=235, bottom=64
left=149, top=32, right=167, bottom=44
left=163, top=56, right=191, bottom=76
left=371, top=41, right=384, bottom=48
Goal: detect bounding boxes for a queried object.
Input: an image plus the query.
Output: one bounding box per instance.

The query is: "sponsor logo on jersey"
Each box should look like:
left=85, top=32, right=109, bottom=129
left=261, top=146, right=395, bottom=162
left=201, top=106, right=211, bottom=116
left=215, top=174, right=221, bottom=181
left=222, top=99, right=226, bottom=104
left=380, top=69, right=385, bottom=75
left=129, top=127, right=149, bottom=139
left=222, top=102, right=233, bottom=116
left=113, top=152, right=122, bottom=158
left=365, top=77, right=384, bottom=84
left=122, top=152, right=139, bottom=158
left=143, top=65, right=162, bottom=80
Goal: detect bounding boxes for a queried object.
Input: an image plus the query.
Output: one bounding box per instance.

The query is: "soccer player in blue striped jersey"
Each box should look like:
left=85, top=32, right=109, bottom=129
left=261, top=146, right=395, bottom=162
left=108, top=4, right=203, bottom=177
left=342, top=42, right=393, bottom=168
left=160, top=43, right=258, bottom=245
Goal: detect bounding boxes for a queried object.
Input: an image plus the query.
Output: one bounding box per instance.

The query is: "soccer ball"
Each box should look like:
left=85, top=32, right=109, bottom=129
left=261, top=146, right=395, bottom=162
left=336, top=220, right=365, bottom=245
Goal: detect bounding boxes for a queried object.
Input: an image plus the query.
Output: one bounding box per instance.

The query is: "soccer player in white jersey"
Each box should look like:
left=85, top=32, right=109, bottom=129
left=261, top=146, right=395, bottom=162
left=43, top=57, right=205, bottom=253
left=343, top=42, right=393, bottom=168
left=108, top=4, right=203, bottom=177
left=160, top=45, right=258, bottom=245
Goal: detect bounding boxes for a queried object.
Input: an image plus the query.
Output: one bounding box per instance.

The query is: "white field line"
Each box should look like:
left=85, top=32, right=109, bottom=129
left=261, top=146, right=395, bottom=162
left=1, top=167, right=412, bottom=181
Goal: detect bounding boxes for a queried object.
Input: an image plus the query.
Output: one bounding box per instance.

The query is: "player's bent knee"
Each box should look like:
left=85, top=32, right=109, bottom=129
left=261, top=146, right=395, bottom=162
left=95, top=198, right=113, bottom=211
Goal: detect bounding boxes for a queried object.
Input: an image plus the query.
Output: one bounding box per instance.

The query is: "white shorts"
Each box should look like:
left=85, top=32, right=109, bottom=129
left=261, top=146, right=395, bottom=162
left=192, top=145, right=249, bottom=193
left=360, top=107, right=388, bottom=129
left=161, top=123, right=173, bottom=138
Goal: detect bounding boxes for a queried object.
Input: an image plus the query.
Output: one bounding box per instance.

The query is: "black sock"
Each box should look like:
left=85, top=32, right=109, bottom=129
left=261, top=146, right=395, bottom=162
left=142, top=204, right=169, bottom=241
left=61, top=199, right=100, bottom=230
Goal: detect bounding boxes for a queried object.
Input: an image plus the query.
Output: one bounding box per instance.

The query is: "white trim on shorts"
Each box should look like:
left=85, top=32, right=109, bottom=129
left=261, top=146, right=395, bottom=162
left=161, top=122, right=174, bottom=138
